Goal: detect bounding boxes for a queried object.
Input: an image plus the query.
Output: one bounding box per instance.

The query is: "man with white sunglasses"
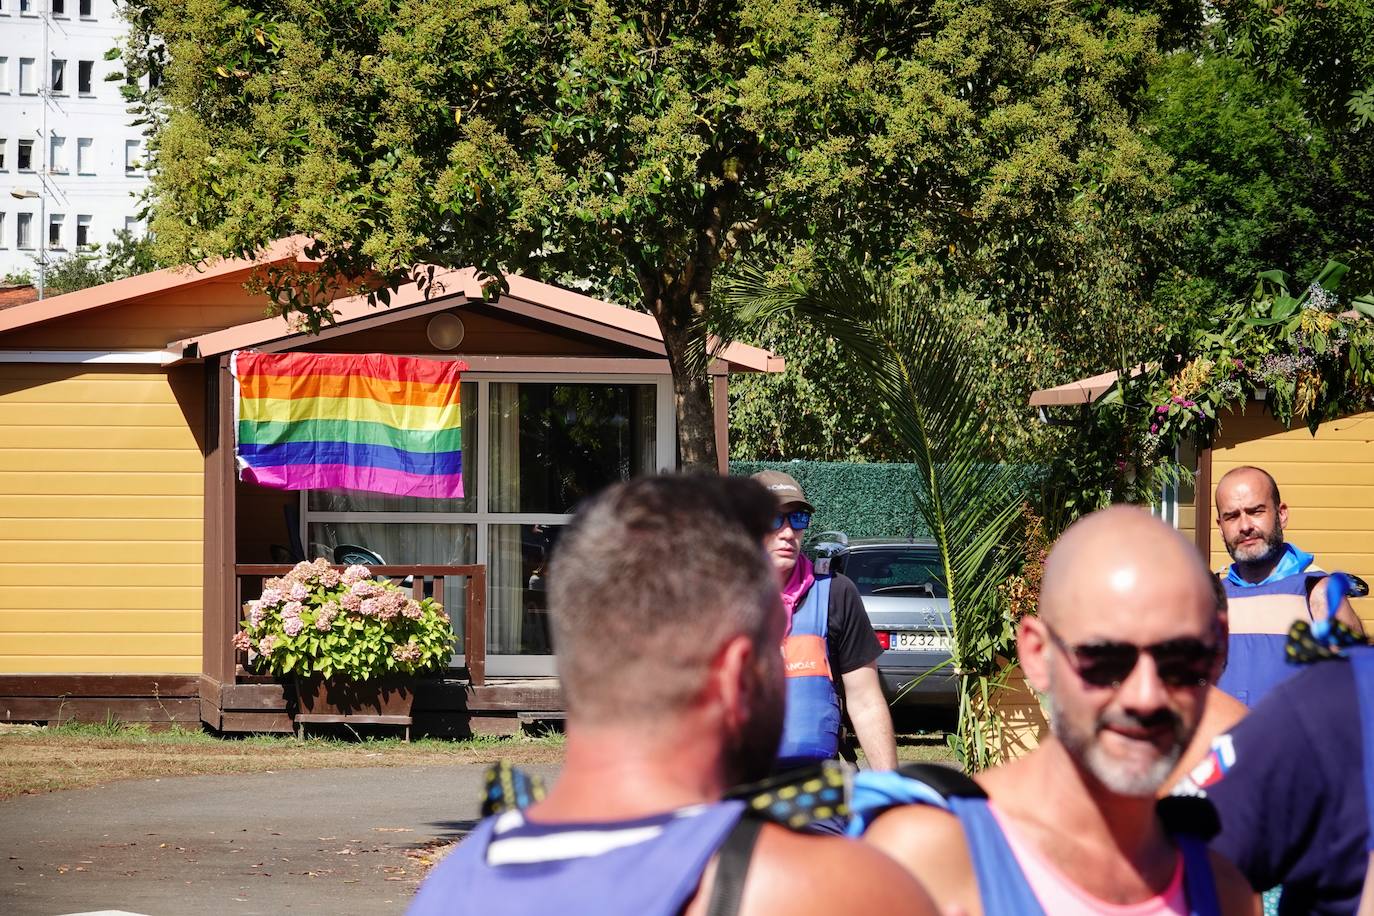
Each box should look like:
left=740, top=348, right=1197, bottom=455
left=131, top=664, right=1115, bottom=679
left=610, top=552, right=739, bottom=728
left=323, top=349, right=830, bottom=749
left=751, top=470, right=897, bottom=787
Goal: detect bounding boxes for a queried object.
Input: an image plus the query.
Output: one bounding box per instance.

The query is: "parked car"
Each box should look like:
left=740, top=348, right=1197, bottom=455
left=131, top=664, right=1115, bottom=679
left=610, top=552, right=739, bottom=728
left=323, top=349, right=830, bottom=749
left=810, top=534, right=957, bottom=709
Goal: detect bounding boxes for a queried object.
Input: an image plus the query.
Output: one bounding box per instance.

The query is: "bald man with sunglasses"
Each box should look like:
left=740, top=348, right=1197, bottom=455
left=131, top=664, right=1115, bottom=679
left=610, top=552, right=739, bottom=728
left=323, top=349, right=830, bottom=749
left=752, top=471, right=897, bottom=790
left=858, top=506, right=1256, bottom=914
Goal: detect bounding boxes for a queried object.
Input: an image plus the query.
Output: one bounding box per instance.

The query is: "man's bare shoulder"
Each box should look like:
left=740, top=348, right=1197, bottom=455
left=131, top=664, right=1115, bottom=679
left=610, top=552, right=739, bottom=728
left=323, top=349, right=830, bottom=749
left=741, top=822, right=941, bottom=915
left=1209, top=849, right=1261, bottom=916
left=862, top=805, right=978, bottom=915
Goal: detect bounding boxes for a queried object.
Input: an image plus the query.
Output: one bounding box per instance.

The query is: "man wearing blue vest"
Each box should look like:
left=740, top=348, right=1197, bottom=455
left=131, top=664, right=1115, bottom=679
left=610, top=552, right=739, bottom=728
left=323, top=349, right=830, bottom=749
left=1214, top=465, right=1363, bottom=707
left=751, top=470, right=897, bottom=775
left=855, top=507, right=1256, bottom=914
left=406, top=475, right=938, bottom=916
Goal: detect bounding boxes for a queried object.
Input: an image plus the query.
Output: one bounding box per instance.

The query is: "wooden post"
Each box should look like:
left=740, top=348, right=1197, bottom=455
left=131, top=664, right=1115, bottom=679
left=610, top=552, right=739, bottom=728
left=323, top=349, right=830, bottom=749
left=1194, top=446, right=1213, bottom=562
left=466, top=566, right=487, bottom=687
left=713, top=373, right=729, bottom=475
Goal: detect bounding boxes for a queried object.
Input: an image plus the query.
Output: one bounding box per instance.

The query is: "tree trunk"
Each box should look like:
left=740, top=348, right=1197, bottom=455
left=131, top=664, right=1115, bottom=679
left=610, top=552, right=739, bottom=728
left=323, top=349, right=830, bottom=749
left=638, top=268, right=720, bottom=473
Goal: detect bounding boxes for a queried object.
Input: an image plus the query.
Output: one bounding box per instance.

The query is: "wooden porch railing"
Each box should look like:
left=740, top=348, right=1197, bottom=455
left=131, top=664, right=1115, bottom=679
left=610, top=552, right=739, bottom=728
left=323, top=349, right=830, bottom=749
left=233, top=564, right=488, bottom=686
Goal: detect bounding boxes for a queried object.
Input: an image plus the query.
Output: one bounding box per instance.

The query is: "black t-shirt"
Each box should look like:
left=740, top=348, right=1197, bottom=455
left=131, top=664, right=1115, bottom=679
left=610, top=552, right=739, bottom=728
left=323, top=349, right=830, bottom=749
left=1191, top=658, right=1368, bottom=916
left=820, top=573, right=884, bottom=678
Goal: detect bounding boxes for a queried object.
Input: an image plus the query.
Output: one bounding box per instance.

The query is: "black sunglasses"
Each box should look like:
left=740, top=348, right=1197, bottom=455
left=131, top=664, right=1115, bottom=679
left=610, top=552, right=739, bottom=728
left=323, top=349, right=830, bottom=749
left=1043, top=622, right=1218, bottom=689
left=769, top=511, right=812, bottom=531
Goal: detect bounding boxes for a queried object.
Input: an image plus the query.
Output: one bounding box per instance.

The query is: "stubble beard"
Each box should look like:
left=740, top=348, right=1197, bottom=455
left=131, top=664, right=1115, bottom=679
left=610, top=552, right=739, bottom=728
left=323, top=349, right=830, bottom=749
left=1225, top=521, right=1285, bottom=565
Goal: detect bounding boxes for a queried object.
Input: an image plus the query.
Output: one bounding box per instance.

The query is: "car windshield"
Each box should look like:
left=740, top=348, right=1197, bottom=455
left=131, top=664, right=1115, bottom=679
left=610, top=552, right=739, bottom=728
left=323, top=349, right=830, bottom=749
left=844, top=548, right=947, bottom=598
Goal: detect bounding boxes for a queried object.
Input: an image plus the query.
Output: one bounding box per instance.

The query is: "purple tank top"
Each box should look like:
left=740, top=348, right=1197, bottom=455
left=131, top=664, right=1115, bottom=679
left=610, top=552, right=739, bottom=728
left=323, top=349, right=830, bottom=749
left=406, top=800, right=746, bottom=916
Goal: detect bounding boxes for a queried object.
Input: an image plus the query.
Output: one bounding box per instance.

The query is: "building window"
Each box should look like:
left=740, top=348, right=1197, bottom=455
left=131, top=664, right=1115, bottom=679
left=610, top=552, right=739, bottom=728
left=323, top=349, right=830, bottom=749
left=18, top=58, right=34, bottom=94
left=76, top=214, right=91, bottom=248
left=80, top=0, right=92, bottom=16
left=0, top=57, right=9, bottom=94
left=52, top=0, right=65, bottom=14
left=0, top=214, right=6, bottom=248
left=124, top=216, right=141, bottom=236
left=78, top=60, right=93, bottom=95
left=76, top=137, right=92, bottom=174
left=0, top=139, right=6, bottom=171
left=49, top=136, right=65, bottom=173
left=50, top=60, right=65, bottom=95
left=124, top=139, right=140, bottom=173
left=19, top=0, right=33, bottom=15
left=17, top=139, right=33, bottom=171
left=48, top=213, right=64, bottom=249
left=17, top=213, right=32, bottom=249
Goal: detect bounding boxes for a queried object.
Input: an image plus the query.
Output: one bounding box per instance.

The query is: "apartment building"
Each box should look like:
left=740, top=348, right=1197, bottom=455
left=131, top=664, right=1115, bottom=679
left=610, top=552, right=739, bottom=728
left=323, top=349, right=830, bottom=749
left=0, top=0, right=149, bottom=278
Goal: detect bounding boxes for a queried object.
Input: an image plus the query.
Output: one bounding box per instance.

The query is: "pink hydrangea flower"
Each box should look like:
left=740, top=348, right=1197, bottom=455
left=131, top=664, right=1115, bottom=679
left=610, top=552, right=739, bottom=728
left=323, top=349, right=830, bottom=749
left=350, top=580, right=382, bottom=598
left=282, top=601, right=305, bottom=619
left=258, top=588, right=284, bottom=607
left=232, top=630, right=252, bottom=651
left=342, top=565, right=371, bottom=585
left=392, top=642, right=422, bottom=663
left=340, top=592, right=363, bottom=612
left=283, top=615, right=304, bottom=636
left=258, top=635, right=276, bottom=654
left=249, top=602, right=267, bottom=627
left=314, top=611, right=335, bottom=632
left=359, top=597, right=384, bottom=617
left=402, top=599, right=424, bottom=620
left=287, top=581, right=310, bottom=602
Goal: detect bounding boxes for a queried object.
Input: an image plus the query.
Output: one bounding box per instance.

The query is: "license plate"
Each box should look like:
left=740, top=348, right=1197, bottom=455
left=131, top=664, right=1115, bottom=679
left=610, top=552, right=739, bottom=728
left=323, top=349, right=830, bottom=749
left=888, top=631, right=951, bottom=652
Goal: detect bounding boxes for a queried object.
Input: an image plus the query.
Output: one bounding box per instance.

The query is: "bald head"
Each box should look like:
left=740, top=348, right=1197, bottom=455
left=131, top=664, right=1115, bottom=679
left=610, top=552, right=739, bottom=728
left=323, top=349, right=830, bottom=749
left=1041, top=506, right=1216, bottom=632
left=1217, top=466, right=1281, bottom=507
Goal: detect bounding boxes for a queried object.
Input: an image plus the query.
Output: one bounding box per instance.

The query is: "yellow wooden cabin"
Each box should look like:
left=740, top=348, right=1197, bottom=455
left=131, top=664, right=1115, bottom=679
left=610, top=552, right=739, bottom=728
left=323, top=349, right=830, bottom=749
left=1031, top=373, right=1374, bottom=630
left=0, top=239, right=782, bottom=731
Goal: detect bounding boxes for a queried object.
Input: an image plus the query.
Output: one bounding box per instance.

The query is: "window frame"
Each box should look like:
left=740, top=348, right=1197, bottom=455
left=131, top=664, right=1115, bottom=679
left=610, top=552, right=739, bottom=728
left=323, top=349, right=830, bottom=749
left=297, top=370, right=676, bottom=675
left=16, top=212, right=33, bottom=249
left=16, top=138, right=34, bottom=172
left=77, top=60, right=93, bottom=96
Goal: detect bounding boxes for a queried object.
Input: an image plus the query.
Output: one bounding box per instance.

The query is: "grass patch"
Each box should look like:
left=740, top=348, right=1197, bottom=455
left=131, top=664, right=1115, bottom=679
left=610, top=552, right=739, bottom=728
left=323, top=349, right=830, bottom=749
left=0, top=722, right=565, bottom=800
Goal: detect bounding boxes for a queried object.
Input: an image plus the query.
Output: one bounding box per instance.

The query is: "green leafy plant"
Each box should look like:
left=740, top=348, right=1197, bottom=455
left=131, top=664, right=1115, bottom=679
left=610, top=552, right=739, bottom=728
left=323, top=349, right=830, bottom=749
left=723, top=262, right=1027, bottom=770
left=238, top=559, right=455, bottom=682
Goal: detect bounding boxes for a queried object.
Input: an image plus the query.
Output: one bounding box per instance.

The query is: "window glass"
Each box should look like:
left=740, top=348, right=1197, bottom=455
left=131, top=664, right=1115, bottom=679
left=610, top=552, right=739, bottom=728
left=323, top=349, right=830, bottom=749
left=49, top=136, right=65, bottom=172
left=16, top=212, right=32, bottom=249
left=124, top=139, right=139, bottom=173
left=0, top=138, right=6, bottom=170
left=76, top=137, right=92, bottom=174
left=50, top=59, right=64, bottom=93
left=17, top=139, right=32, bottom=170
left=76, top=214, right=91, bottom=248
left=489, top=382, right=657, bottom=513
left=52, top=0, right=64, bottom=13
left=18, top=58, right=34, bottom=94
left=48, top=214, right=63, bottom=248
left=78, top=60, right=93, bottom=94
left=843, top=549, right=948, bottom=598
left=80, top=0, right=93, bottom=15
left=488, top=523, right=562, bottom=655
left=0, top=57, right=9, bottom=94
left=307, top=381, right=476, bottom=513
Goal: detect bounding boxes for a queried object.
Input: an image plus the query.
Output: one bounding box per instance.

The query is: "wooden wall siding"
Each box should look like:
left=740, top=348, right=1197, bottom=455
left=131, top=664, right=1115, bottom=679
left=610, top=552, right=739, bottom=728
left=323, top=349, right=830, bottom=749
left=1211, top=406, right=1374, bottom=627
left=0, top=280, right=279, bottom=350
left=0, top=365, right=204, bottom=674
left=298, top=307, right=638, bottom=357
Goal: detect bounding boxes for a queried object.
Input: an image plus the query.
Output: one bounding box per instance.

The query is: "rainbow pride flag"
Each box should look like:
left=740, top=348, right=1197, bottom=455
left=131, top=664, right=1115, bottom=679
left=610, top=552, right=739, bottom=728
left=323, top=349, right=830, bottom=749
left=232, top=352, right=466, bottom=498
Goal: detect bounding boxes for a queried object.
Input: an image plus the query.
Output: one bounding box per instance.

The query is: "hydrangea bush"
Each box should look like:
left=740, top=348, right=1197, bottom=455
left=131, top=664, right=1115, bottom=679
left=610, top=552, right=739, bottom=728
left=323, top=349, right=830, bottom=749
left=237, top=559, right=456, bottom=681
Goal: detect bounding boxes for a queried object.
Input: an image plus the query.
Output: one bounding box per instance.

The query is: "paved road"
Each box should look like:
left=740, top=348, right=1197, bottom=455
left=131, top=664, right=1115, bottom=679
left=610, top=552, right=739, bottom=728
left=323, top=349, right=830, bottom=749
left=0, top=765, right=559, bottom=916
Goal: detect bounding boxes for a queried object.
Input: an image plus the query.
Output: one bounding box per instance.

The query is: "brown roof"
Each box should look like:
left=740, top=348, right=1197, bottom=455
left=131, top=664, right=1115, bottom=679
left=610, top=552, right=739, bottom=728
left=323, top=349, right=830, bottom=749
left=0, top=285, right=39, bottom=309
left=0, top=236, right=317, bottom=336
left=172, top=264, right=783, bottom=374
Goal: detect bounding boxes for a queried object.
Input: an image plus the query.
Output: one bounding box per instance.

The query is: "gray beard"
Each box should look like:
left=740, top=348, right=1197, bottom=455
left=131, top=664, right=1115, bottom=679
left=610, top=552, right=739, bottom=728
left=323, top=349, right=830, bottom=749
left=1045, top=685, right=1185, bottom=798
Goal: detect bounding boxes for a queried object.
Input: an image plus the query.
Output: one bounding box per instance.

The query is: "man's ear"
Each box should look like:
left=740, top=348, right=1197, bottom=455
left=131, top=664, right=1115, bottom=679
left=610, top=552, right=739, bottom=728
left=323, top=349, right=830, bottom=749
left=1019, top=615, right=1052, bottom=694
left=1278, top=500, right=1289, bottom=531
left=710, top=634, right=756, bottom=734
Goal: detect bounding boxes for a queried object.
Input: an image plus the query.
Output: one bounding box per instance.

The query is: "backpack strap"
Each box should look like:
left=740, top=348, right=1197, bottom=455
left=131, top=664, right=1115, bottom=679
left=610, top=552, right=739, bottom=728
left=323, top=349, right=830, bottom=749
left=704, top=815, right=765, bottom=916
left=727, top=760, right=850, bottom=831
left=1350, top=647, right=1374, bottom=852
left=846, top=763, right=983, bottom=836
left=1156, top=795, right=1221, bottom=841
left=1176, top=834, right=1222, bottom=916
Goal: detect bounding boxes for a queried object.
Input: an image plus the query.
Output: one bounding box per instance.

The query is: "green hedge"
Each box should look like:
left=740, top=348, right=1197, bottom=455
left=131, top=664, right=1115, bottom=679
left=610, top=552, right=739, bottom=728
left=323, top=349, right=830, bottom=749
left=729, top=460, right=931, bottom=541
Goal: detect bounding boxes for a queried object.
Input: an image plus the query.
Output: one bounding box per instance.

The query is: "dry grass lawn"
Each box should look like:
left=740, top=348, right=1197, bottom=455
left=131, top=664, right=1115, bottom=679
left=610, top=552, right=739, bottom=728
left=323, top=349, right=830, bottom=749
left=0, top=723, right=565, bottom=800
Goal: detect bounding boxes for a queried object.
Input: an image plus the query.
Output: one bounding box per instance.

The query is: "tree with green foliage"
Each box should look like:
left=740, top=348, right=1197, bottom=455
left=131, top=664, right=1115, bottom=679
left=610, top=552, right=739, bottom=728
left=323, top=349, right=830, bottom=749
left=41, top=232, right=161, bottom=296
left=119, top=0, right=1193, bottom=469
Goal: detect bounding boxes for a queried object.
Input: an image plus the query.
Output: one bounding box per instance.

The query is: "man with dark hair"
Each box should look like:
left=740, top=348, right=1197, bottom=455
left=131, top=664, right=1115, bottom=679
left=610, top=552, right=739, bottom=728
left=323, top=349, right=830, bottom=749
left=751, top=469, right=896, bottom=776
left=855, top=507, right=1256, bottom=915
left=407, top=475, right=938, bottom=916
left=1213, top=465, right=1363, bottom=706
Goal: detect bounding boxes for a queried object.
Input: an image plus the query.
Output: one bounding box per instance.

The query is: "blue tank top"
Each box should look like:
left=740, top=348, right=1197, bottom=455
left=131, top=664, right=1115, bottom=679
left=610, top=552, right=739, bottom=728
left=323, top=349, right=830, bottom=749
left=776, top=576, right=841, bottom=770
left=1219, top=570, right=1322, bottom=707
left=405, top=801, right=746, bottom=916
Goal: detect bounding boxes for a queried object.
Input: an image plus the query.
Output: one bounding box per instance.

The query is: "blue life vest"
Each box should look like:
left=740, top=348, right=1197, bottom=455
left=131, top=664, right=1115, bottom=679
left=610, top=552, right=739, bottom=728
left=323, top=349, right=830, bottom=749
left=405, top=801, right=746, bottom=916
left=1219, top=569, right=1323, bottom=708
left=847, top=765, right=1223, bottom=916
left=776, top=575, right=841, bottom=771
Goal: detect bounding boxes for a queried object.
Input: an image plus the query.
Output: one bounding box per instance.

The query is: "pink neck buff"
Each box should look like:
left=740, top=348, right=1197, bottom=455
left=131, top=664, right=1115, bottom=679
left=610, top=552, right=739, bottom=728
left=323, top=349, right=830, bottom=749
left=780, top=553, right=816, bottom=636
